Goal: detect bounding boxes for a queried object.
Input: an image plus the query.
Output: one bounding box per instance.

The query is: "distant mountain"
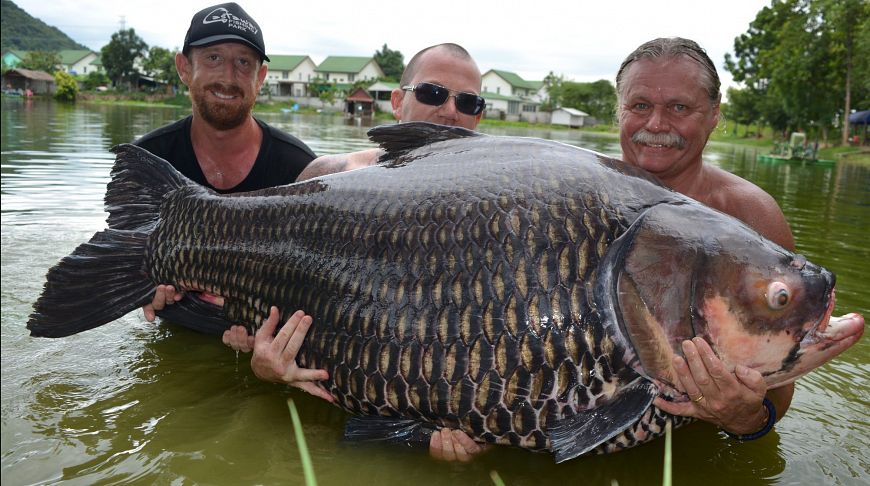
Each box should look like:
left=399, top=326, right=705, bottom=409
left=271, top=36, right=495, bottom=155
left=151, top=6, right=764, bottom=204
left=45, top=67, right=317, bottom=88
left=1, top=0, right=88, bottom=52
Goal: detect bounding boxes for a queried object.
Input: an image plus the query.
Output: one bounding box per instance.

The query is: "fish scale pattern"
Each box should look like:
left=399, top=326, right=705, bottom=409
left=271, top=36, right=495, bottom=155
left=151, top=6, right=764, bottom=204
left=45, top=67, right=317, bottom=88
left=146, top=135, right=685, bottom=453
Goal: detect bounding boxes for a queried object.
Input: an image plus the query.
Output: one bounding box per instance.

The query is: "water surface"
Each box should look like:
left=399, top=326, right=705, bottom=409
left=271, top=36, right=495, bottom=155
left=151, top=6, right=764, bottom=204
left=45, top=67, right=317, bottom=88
left=2, top=99, right=867, bottom=485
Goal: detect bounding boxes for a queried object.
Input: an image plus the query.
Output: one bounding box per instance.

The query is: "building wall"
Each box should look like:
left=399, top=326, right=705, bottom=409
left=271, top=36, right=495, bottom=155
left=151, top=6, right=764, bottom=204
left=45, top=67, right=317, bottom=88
left=481, top=73, right=513, bottom=96
left=357, top=61, right=383, bottom=82
left=552, top=110, right=585, bottom=127
left=289, top=58, right=317, bottom=85
left=68, top=53, right=98, bottom=75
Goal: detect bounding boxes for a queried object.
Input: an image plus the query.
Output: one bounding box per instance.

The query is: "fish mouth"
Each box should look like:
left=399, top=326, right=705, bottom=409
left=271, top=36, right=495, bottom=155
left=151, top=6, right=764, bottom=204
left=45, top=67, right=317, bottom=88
left=799, top=289, right=837, bottom=346
left=796, top=288, right=864, bottom=360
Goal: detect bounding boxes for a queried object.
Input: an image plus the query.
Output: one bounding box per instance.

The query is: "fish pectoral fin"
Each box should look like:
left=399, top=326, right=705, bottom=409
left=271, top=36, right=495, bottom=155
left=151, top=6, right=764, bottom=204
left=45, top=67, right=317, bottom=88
left=549, top=378, right=657, bottom=463
left=155, top=294, right=231, bottom=336
left=343, top=416, right=436, bottom=447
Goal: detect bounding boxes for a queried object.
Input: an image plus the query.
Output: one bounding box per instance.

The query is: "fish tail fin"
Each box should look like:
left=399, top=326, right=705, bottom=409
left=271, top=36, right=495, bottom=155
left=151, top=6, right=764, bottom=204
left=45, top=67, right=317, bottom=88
left=28, top=144, right=195, bottom=338
left=27, top=229, right=154, bottom=337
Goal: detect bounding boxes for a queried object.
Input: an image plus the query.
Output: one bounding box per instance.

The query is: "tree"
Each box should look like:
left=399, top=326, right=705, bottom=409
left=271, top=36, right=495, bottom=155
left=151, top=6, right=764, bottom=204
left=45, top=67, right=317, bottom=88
left=373, top=44, right=404, bottom=82
left=820, top=0, right=870, bottom=144
left=100, top=28, right=147, bottom=90
left=18, top=50, right=61, bottom=73
left=561, top=79, right=616, bottom=122
left=142, top=46, right=180, bottom=93
left=80, top=70, right=110, bottom=91
left=540, top=71, right=563, bottom=112
left=308, top=77, right=336, bottom=108
left=724, top=0, right=870, bottom=143
left=53, top=70, right=78, bottom=102
left=723, top=87, right=763, bottom=137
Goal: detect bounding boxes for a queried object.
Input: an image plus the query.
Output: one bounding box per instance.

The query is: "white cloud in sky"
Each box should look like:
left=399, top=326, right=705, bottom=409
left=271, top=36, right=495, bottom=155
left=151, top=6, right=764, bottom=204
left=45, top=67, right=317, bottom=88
left=12, top=0, right=769, bottom=95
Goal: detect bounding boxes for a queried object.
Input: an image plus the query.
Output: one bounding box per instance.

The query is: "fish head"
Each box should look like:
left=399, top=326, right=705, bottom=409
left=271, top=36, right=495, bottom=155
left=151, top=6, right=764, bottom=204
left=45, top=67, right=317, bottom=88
left=607, top=202, right=864, bottom=393
left=691, top=237, right=863, bottom=389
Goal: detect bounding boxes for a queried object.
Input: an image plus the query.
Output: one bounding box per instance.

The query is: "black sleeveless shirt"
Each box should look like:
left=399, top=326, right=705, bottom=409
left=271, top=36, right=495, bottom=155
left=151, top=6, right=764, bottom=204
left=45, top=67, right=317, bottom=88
left=134, top=115, right=315, bottom=193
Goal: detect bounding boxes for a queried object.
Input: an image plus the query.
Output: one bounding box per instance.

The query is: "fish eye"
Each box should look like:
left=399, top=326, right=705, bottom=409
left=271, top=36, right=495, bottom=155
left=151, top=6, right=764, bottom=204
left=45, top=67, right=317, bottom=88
left=766, top=282, right=790, bottom=310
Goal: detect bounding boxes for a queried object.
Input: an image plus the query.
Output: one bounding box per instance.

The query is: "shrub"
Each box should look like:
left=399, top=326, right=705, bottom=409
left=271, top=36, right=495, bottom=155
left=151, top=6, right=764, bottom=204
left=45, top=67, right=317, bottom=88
left=54, top=71, right=79, bottom=102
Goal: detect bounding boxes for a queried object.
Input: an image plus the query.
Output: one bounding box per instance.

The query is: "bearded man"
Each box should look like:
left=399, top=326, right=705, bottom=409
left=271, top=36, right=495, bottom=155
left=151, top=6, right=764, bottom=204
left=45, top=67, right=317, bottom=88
left=136, top=3, right=315, bottom=332
left=135, top=2, right=314, bottom=193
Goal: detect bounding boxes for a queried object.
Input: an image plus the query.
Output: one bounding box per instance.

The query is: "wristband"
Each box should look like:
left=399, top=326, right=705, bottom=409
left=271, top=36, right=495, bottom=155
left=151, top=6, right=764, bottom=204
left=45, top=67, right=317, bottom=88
left=723, top=398, right=776, bottom=441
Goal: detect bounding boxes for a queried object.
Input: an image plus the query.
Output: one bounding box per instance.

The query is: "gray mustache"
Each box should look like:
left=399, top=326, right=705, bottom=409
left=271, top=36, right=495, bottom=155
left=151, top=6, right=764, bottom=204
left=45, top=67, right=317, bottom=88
left=631, top=129, right=686, bottom=149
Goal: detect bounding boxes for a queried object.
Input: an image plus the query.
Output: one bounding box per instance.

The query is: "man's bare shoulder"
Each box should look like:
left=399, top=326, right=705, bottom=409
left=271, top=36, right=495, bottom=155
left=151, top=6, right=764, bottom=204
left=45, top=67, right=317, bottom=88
left=296, top=149, right=382, bottom=182
left=706, top=166, right=795, bottom=250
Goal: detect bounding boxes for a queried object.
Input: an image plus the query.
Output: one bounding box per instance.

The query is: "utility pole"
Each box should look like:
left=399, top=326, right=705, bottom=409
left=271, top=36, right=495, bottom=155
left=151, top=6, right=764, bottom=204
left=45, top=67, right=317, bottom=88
left=119, top=15, right=126, bottom=31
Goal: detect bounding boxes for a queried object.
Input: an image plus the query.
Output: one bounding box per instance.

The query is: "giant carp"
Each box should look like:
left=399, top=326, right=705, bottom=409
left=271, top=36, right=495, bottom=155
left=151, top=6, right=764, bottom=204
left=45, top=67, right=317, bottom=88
left=27, top=122, right=864, bottom=462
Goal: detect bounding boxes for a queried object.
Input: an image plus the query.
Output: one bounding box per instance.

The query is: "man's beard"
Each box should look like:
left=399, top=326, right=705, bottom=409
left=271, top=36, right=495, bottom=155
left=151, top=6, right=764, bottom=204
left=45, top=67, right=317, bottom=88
left=191, top=82, right=254, bottom=130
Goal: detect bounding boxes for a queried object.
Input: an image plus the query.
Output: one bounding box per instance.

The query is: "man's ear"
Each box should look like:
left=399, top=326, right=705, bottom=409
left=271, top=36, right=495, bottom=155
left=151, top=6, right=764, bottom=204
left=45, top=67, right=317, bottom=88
left=175, top=52, right=192, bottom=86
left=256, top=62, right=268, bottom=91
left=390, top=88, right=404, bottom=121
left=708, top=95, right=722, bottom=133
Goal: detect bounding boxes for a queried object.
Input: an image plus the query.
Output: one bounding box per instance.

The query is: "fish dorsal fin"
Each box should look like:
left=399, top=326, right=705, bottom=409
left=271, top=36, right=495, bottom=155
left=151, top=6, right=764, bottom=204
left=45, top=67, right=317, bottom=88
left=549, top=377, right=657, bottom=463
left=367, top=121, right=482, bottom=161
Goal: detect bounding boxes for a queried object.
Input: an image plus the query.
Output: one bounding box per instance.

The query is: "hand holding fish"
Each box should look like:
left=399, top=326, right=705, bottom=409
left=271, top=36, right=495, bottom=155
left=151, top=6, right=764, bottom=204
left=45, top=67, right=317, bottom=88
left=222, top=325, right=254, bottom=352
left=653, top=337, right=777, bottom=436
left=429, top=429, right=491, bottom=462
left=250, top=307, right=334, bottom=403
left=142, top=284, right=184, bottom=321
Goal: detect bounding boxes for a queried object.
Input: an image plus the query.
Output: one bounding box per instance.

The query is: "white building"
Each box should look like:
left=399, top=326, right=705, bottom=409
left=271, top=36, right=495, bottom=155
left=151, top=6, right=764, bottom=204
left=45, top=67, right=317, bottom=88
left=551, top=107, right=590, bottom=128
left=315, top=56, right=384, bottom=85
left=264, top=55, right=317, bottom=97
left=481, top=69, right=544, bottom=121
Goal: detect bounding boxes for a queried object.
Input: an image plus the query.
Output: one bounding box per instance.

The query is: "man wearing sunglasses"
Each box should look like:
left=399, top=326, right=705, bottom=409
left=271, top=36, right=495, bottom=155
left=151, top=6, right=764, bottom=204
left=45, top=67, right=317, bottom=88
left=291, top=43, right=485, bottom=180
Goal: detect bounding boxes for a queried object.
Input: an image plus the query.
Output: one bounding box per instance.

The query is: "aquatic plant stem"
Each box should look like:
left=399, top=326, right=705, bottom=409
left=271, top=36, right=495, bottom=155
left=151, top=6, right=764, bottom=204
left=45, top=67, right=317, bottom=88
left=663, top=418, right=672, bottom=486
left=288, top=399, right=318, bottom=486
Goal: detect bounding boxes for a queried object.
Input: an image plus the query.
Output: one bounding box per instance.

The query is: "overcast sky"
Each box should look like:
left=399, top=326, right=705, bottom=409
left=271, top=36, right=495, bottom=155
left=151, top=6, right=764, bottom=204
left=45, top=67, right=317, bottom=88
left=14, top=0, right=769, bottom=96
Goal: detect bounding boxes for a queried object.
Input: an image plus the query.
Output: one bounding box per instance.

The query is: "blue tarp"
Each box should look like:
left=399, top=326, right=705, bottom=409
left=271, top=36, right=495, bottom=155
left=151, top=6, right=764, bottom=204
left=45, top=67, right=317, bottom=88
left=848, top=110, right=870, bottom=124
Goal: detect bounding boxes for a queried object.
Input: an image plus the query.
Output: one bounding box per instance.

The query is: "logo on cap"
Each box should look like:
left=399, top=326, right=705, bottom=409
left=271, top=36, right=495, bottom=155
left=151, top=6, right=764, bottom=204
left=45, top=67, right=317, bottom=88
left=202, top=7, right=258, bottom=35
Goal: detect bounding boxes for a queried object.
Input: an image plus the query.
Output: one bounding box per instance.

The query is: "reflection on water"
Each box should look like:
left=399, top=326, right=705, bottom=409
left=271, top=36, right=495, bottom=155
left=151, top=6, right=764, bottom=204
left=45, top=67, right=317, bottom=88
left=2, top=99, right=867, bottom=485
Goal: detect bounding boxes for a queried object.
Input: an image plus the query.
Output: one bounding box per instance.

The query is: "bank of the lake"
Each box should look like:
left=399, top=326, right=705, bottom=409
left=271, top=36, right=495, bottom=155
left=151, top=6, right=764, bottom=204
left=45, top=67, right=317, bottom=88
left=60, top=92, right=869, bottom=163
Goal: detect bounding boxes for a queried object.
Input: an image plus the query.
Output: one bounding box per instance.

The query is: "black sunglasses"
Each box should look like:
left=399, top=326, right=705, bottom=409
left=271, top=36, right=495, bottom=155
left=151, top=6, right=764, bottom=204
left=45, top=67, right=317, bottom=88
left=401, top=82, right=486, bottom=116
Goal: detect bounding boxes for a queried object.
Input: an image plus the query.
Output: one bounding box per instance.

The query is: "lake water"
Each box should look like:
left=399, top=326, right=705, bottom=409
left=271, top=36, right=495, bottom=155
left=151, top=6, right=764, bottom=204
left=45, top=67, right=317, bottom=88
left=2, top=99, right=867, bottom=486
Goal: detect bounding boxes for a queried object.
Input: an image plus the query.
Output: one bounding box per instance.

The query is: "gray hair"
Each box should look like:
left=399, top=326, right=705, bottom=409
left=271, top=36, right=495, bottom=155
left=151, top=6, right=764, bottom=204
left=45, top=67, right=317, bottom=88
left=615, top=37, right=721, bottom=106
left=399, top=43, right=477, bottom=87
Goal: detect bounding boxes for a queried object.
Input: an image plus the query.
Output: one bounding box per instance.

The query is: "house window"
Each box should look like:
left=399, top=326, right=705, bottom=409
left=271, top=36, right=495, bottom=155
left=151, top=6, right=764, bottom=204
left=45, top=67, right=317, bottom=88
left=522, top=104, right=536, bottom=112
left=496, top=87, right=500, bottom=94
left=348, top=74, right=355, bottom=82
left=283, top=71, right=288, bottom=79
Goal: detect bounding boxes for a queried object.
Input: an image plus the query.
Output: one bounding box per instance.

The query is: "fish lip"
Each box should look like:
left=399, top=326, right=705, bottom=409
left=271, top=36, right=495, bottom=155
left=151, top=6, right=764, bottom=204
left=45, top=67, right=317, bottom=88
left=799, top=289, right=836, bottom=346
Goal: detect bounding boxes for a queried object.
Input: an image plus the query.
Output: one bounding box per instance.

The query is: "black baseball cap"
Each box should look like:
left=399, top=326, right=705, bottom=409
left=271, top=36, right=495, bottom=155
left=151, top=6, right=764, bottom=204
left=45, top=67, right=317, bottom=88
left=183, top=3, right=270, bottom=62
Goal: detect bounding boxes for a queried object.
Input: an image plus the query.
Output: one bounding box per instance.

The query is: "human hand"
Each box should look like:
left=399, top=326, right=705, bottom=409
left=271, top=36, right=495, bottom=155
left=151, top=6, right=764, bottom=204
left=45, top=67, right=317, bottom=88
left=653, top=337, right=770, bottom=435
left=429, top=429, right=491, bottom=462
left=222, top=325, right=255, bottom=352
left=250, top=306, right=333, bottom=402
left=142, top=284, right=184, bottom=321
